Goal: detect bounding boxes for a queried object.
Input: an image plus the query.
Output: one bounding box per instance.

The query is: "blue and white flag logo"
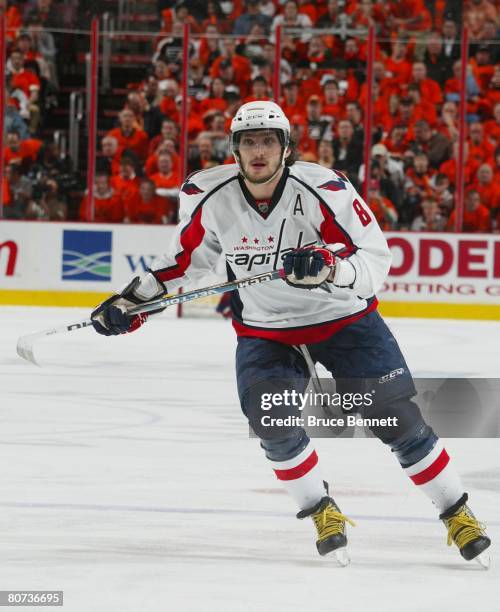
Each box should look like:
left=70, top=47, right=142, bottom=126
left=62, top=230, right=112, bottom=282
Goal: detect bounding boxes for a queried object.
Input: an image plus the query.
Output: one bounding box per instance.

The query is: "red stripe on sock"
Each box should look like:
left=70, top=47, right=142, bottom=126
left=410, top=449, right=450, bottom=485
left=274, top=451, right=318, bottom=481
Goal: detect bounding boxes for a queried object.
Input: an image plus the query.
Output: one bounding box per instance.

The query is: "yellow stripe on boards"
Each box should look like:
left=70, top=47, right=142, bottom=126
left=378, top=301, right=500, bottom=321
left=0, top=290, right=109, bottom=307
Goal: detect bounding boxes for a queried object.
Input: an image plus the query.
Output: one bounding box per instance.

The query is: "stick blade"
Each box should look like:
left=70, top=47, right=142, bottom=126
left=16, top=334, right=41, bottom=367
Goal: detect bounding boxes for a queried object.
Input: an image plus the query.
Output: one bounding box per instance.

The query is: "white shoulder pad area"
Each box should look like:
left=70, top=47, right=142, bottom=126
left=179, top=164, right=240, bottom=219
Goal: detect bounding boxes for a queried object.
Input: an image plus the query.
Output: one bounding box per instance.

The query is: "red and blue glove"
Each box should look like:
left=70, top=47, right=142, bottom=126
left=91, top=276, right=164, bottom=336
left=283, top=246, right=336, bottom=289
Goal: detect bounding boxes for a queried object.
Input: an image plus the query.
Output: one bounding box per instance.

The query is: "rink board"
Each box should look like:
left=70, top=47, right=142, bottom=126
left=1, top=221, right=499, bottom=320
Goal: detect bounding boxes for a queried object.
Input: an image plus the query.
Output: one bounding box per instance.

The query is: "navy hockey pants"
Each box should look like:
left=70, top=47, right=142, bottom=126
left=236, top=310, right=430, bottom=462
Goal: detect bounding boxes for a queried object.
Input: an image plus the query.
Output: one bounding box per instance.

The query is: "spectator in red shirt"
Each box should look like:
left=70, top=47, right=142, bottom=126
left=382, top=125, right=408, bottom=158
left=125, top=178, right=169, bottom=225
left=468, top=121, right=495, bottom=166
left=4, top=129, right=42, bottom=171
left=8, top=49, right=40, bottom=133
left=8, top=49, right=40, bottom=98
left=473, top=163, right=499, bottom=210
left=79, top=172, right=124, bottom=223
left=384, top=39, right=412, bottom=85
left=435, top=100, right=459, bottom=143
left=321, top=79, right=345, bottom=122
left=448, top=189, right=491, bottom=232
left=0, top=0, right=23, bottom=42
left=106, top=109, right=149, bottom=162
left=439, top=142, right=479, bottom=188
left=483, top=102, right=500, bottom=147
left=409, top=61, right=443, bottom=106
left=280, top=80, right=302, bottom=120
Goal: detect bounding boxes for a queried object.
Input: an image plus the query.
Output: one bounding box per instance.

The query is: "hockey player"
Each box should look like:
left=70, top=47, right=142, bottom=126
left=91, top=101, right=490, bottom=566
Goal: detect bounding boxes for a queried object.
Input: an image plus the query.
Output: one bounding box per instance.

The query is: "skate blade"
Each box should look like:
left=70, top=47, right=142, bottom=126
left=474, top=552, right=490, bottom=570
left=334, top=547, right=350, bottom=567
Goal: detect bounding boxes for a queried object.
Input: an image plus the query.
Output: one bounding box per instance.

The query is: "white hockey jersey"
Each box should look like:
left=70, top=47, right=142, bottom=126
left=136, top=162, right=392, bottom=345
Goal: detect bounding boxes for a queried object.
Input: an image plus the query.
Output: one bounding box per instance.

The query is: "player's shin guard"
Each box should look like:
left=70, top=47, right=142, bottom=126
left=390, top=423, right=464, bottom=512
left=263, top=438, right=326, bottom=510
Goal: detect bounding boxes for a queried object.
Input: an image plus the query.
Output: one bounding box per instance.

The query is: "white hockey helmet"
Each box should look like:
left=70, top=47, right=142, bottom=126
left=230, top=101, right=290, bottom=153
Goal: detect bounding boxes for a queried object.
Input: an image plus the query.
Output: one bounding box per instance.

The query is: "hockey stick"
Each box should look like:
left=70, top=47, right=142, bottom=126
left=16, top=268, right=286, bottom=366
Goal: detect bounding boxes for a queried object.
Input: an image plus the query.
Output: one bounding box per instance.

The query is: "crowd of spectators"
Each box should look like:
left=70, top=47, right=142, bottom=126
left=1, top=0, right=499, bottom=231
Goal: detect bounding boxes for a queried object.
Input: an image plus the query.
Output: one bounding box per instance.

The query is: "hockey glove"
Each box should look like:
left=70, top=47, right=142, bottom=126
left=91, top=276, right=165, bottom=336
left=283, top=247, right=336, bottom=289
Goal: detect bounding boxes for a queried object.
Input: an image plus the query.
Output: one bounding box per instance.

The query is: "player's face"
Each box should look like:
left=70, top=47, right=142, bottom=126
left=237, top=130, right=284, bottom=185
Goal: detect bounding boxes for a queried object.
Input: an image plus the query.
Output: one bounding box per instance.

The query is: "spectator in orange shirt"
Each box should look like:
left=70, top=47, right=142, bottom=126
left=4, top=129, right=42, bottom=171
left=473, top=163, right=499, bottom=210
left=435, top=100, right=459, bottom=143
left=405, top=152, right=434, bottom=198
left=0, top=0, right=23, bottom=42
left=439, top=142, right=479, bottom=188
left=148, top=119, right=179, bottom=157
left=484, top=102, right=500, bottom=147
left=125, top=178, right=169, bottom=225
left=368, top=180, right=399, bottom=231
left=106, top=109, right=149, bottom=162
left=199, top=77, right=229, bottom=115
left=469, top=45, right=495, bottom=94
left=79, top=172, right=124, bottom=223
left=409, top=62, right=443, bottom=106
left=384, top=39, right=412, bottom=85
left=209, top=38, right=252, bottom=97
left=149, top=153, right=179, bottom=222
left=290, top=114, right=318, bottom=158
left=100, top=136, right=123, bottom=176
left=110, top=157, right=141, bottom=202
left=448, top=189, right=491, bottom=232
left=145, top=140, right=180, bottom=177
left=468, top=121, right=495, bottom=166
left=280, top=80, right=302, bottom=120
left=294, top=59, right=323, bottom=99
left=158, top=77, right=180, bottom=122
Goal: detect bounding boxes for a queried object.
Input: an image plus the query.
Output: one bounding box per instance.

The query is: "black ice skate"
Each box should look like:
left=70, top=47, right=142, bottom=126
left=440, top=493, right=491, bottom=569
left=297, top=495, right=355, bottom=567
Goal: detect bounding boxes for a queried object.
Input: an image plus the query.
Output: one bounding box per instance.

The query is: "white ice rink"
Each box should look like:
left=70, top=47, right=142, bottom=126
left=1, top=306, right=499, bottom=612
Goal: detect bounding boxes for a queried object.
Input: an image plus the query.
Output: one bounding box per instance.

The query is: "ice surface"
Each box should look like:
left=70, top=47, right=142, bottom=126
left=1, top=307, right=499, bottom=611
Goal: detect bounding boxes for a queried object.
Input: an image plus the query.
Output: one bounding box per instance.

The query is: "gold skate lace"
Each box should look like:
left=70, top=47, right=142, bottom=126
left=312, top=505, right=356, bottom=541
left=444, top=509, right=486, bottom=548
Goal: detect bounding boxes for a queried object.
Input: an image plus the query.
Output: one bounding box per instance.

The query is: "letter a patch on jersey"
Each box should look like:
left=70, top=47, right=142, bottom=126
left=293, top=194, right=304, bottom=215
left=181, top=181, right=204, bottom=196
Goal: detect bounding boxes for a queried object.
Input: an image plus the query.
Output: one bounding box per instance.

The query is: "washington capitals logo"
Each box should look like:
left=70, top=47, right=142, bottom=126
left=181, top=181, right=204, bottom=195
